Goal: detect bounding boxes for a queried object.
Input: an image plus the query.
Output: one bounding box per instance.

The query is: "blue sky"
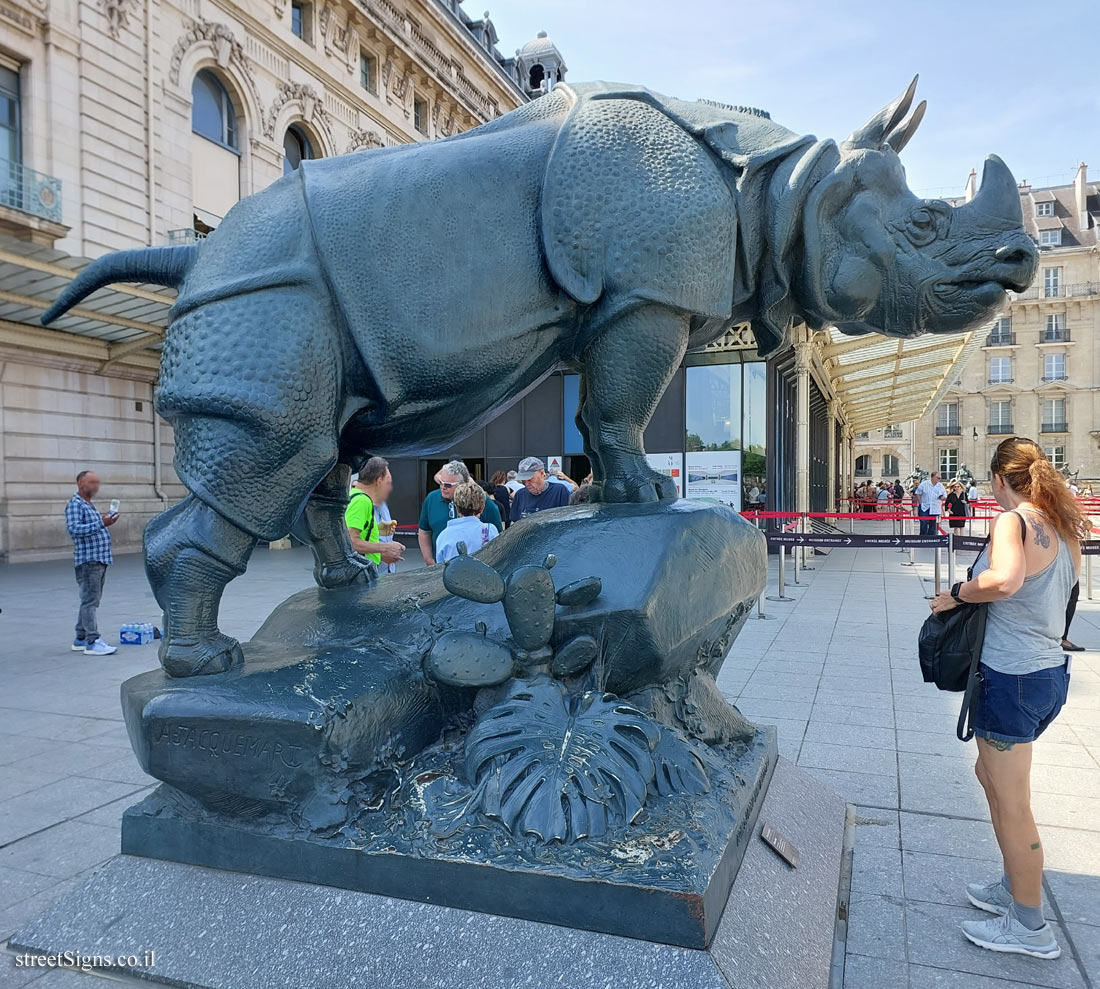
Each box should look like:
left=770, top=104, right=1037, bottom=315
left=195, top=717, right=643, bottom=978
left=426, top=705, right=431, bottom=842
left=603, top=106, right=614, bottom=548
left=483, top=0, right=1099, bottom=197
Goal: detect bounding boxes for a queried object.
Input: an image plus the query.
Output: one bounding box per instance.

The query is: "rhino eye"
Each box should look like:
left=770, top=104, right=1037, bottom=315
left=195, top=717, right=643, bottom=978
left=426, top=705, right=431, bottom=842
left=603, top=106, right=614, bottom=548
left=905, top=206, right=940, bottom=246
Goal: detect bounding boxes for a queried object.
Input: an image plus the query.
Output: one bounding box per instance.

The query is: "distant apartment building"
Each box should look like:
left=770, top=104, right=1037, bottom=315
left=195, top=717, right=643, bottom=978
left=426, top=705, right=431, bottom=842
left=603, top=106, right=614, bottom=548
left=867, top=163, right=1099, bottom=489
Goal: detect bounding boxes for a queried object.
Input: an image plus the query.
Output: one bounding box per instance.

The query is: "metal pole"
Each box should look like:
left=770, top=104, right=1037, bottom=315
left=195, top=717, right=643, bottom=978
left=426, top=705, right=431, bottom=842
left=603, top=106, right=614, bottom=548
left=792, top=540, right=801, bottom=585
left=927, top=542, right=942, bottom=599
left=947, top=530, right=955, bottom=588
left=767, top=541, right=795, bottom=602
left=1087, top=554, right=1093, bottom=601
left=801, top=515, right=815, bottom=571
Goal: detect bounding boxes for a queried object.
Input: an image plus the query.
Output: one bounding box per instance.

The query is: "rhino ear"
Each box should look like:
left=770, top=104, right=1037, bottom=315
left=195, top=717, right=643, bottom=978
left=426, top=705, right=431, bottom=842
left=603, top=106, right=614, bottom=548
left=846, top=75, right=919, bottom=150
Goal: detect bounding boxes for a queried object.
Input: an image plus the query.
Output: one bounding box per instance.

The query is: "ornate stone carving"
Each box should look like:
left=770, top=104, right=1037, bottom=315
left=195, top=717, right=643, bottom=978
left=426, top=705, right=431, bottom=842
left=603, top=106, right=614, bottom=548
left=98, top=0, right=138, bottom=39
left=263, top=81, right=331, bottom=142
left=169, top=19, right=250, bottom=86
left=345, top=128, right=384, bottom=153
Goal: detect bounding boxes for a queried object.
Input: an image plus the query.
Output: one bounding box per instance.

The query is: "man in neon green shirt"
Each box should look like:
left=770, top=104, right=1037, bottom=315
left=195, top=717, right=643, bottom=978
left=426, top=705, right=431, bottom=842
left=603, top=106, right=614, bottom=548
left=345, top=456, right=404, bottom=567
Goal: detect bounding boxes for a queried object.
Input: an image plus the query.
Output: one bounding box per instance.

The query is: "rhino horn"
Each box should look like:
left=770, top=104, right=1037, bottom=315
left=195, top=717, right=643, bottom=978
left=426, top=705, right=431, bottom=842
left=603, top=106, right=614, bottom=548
left=885, top=99, right=926, bottom=153
left=954, top=155, right=1024, bottom=225
left=846, top=75, right=919, bottom=150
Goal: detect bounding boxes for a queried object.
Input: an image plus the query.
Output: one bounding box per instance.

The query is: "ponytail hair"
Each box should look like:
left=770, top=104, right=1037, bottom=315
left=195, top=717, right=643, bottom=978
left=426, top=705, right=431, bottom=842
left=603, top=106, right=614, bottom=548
left=990, top=437, right=1090, bottom=543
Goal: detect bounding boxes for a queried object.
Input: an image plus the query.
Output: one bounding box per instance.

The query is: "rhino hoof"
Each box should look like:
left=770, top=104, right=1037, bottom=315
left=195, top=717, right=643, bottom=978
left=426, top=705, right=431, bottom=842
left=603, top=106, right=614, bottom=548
left=315, top=556, right=378, bottom=589
left=160, top=632, right=243, bottom=678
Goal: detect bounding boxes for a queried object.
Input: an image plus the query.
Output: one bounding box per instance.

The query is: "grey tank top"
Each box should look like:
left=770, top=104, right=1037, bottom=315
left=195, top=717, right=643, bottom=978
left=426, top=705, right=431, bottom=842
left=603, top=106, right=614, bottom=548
left=970, top=509, right=1075, bottom=674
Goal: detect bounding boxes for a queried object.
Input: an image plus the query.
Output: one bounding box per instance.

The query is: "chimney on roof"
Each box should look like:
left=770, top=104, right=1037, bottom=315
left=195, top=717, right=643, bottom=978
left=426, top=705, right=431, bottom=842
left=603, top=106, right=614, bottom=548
left=964, top=168, right=977, bottom=202
left=1075, top=161, right=1089, bottom=230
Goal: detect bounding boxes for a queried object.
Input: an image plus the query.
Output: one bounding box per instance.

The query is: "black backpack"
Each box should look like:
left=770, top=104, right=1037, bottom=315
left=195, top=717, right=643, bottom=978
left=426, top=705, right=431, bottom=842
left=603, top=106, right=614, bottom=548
left=917, top=512, right=1025, bottom=740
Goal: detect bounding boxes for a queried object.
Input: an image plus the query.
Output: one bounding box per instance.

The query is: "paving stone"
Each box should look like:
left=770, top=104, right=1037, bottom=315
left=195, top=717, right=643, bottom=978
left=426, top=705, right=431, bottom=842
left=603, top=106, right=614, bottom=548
left=851, top=844, right=903, bottom=896
left=908, top=963, right=1065, bottom=988
left=799, top=741, right=898, bottom=777
left=1066, top=921, right=1100, bottom=984
left=899, top=813, right=1001, bottom=862
left=810, top=704, right=896, bottom=729
left=804, top=767, right=898, bottom=808
left=0, top=821, right=120, bottom=878
left=803, top=722, right=896, bottom=750
left=1045, top=871, right=1100, bottom=928
left=903, top=850, right=1054, bottom=919
left=843, top=953, right=909, bottom=988
left=852, top=806, right=900, bottom=849
left=0, top=865, right=60, bottom=909
left=845, top=893, right=907, bottom=960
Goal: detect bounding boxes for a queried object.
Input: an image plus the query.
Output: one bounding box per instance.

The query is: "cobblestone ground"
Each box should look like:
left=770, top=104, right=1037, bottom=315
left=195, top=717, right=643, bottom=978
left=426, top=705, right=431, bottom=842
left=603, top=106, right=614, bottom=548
left=1, top=531, right=1097, bottom=987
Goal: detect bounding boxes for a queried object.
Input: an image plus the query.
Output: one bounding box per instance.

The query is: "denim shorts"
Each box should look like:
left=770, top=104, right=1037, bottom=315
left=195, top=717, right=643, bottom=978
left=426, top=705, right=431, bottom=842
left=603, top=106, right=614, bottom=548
left=973, top=662, right=1070, bottom=745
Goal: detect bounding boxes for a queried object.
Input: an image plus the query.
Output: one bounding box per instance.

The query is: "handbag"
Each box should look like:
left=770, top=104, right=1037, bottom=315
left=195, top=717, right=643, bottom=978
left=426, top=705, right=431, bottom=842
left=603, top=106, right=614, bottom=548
left=916, top=512, right=1025, bottom=741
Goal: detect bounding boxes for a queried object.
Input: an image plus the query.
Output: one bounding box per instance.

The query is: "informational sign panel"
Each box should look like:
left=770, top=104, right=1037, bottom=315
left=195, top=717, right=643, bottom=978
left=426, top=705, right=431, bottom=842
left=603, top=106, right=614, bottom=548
left=685, top=451, right=741, bottom=511
left=546, top=455, right=563, bottom=475
left=645, top=452, right=684, bottom=498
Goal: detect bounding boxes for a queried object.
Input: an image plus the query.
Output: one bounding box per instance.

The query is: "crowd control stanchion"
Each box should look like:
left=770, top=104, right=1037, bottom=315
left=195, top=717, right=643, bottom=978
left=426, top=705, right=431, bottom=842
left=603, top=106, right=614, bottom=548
left=926, top=538, right=942, bottom=600
left=767, top=542, right=795, bottom=603
left=753, top=592, right=774, bottom=620
left=947, top=531, right=956, bottom=588
left=900, top=516, right=916, bottom=566
left=801, top=515, right=815, bottom=572
left=1088, top=554, right=1094, bottom=601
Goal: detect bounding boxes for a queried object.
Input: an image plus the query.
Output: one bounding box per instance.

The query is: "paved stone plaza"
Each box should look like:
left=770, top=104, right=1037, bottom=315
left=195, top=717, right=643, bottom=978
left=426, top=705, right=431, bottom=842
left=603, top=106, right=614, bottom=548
left=1, top=534, right=1097, bottom=987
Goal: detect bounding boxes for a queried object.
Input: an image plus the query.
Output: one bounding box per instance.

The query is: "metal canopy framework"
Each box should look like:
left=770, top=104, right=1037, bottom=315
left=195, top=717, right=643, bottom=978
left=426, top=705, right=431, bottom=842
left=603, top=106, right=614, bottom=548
left=822, top=325, right=986, bottom=432
left=0, top=236, right=175, bottom=369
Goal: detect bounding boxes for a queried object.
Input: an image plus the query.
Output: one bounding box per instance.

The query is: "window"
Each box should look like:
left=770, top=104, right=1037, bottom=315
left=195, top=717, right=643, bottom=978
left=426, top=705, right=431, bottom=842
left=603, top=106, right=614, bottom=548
left=988, top=400, right=1011, bottom=434
left=1043, top=267, right=1060, bottom=298
left=0, top=64, right=20, bottom=166
left=939, top=448, right=958, bottom=478
left=936, top=402, right=959, bottom=435
left=1045, top=445, right=1066, bottom=469
left=1044, top=353, right=1066, bottom=381
left=528, top=63, right=545, bottom=91
left=883, top=424, right=903, bottom=439
left=686, top=363, right=741, bottom=452
left=989, top=356, right=1012, bottom=384
left=882, top=454, right=899, bottom=476
left=191, top=70, right=237, bottom=150
left=1042, top=312, right=1067, bottom=342
left=1041, top=397, right=1066, bottom=432
left=1039, top=228, right=1062, bottom=247
left=291, top=0, right=311, bottom=42
left=282, top=124, right=314, bottom=174
left=988, top=317, right=1013, bottom=345
left=1034, top=201, right=1054, bottom=217
left=413, top=96, right=427, bottom=135
left=359, top=51, right=376, bottom=93
left=856, top=431, right=869, bottom=440
left=855, top=455, right=871, bottom=477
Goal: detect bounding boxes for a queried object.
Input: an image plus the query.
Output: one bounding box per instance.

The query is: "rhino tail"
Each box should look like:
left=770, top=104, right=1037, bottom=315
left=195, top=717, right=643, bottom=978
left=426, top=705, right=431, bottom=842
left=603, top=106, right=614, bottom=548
left=40, top=244, right=198, bottom=324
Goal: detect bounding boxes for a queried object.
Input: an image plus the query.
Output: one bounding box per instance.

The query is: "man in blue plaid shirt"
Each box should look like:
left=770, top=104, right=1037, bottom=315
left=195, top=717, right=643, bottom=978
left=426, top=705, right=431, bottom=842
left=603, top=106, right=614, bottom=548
left=65, top=470, right=119, bottom=655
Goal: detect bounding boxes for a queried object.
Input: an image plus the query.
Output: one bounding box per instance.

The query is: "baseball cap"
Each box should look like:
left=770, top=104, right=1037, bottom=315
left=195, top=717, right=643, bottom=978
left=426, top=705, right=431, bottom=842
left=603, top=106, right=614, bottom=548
left=516, top=456, right=544, bottom=480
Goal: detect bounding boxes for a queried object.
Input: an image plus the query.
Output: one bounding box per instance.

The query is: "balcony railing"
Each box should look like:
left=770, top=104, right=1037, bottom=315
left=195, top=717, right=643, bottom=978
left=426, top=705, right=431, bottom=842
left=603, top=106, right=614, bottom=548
left=1011, top=282, right=1100, bottom=301
left=935, top=425, right=961, bottom=436
left=1040, top=422, right=1069, bottom=433
left=988, top=377, right=1014, bottom=385
left=1039, top=328, right=1070, bottom=343
left=854, top=468, right=872, bottom=477
left=987, top=424, right=1014, bottom=435
left=985, top=332, right=1016, bottom=346
left=0, top=160, right=63, bottom=224
left=167, top=228, right=208, bottom=244
left=1041, top=374, right=1067, bottom=383
left=883, top=428, right=904, bottom=439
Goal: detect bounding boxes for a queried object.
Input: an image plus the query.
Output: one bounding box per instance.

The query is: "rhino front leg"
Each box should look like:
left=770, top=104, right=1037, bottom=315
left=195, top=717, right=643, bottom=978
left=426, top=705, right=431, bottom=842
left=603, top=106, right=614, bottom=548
left=144, top=494, right=256, bottom=677
left=290, top=462, right=378, bottom=588
left=579, top=304, right=690, bottom=503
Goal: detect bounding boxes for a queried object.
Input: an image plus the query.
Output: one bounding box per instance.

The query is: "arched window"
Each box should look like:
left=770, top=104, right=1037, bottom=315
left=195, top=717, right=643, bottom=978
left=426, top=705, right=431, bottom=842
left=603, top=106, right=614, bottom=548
left=855, top=455, right=871, bottom=477
left=528, top=63, right=545, bottom=90
left=283, top=124, right=315, bottom=174
left=191, top=70, right=237, bottom=150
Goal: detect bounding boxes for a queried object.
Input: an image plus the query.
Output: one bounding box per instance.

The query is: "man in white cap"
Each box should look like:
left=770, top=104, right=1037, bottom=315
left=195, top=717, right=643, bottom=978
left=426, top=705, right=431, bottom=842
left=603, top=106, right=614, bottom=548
left=510, top=456, right=570, bottom=520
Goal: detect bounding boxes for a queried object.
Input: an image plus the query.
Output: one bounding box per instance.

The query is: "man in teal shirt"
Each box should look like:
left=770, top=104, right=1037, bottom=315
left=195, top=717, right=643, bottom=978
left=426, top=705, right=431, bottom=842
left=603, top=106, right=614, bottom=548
left=417, top=459, right=502, bottom=566
left=346, top=457, right=404, bottom=567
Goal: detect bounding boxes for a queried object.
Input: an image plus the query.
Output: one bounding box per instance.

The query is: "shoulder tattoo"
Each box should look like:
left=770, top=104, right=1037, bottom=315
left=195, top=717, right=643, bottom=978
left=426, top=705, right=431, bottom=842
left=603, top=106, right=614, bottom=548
left=1029, top=518, right=1050, bottom=549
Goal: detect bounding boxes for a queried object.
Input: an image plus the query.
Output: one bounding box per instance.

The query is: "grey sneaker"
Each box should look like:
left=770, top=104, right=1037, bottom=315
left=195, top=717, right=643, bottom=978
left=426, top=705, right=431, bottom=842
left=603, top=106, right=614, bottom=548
left=966, top=878, right=1013, bottom=915
left=962, top=905, right=1061, bottom=959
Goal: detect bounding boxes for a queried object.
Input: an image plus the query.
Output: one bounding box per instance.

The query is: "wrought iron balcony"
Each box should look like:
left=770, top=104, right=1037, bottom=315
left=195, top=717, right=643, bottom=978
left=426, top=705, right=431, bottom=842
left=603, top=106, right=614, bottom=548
left=854, top=468, right=872, bottom=477
left=1011, top=282, right=1100, bottom=301
left=883, top=428, right=904, bottom=439
left=1039, top=328, right=1070, bottom=343
left=987, top=424, right=1014, bottom=435
left=1040, top=421, right=1069, bottom=433
left=988, top=377, right=1014, bottom=385
left=167, top=228, right=208, bottom=244
left=0, top=160, right=63, bottom=224
left=935, top=425, right=961, bottom=436
left=1041, top=374, right=1067, bottom=382
left=985, top=332, right=1015, bottom=346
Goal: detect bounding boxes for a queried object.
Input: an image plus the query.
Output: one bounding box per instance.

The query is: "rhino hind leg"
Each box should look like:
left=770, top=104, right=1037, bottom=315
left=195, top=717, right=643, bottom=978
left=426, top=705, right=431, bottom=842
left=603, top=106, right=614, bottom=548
left=291, top=462, right=378, bottom=589
left=579, top=305, right=689, bottom=503
left=144, top=494, right=257, bottom=677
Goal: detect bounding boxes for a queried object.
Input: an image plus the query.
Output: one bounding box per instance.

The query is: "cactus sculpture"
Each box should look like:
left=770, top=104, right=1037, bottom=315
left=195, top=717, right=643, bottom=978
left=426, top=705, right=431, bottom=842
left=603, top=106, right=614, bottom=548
left=426, top=544, right=603, bottom=689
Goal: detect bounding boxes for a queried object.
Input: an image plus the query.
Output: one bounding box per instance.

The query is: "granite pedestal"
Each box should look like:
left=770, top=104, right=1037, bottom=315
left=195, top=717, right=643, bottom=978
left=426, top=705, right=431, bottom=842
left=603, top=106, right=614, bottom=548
left=10, top=759, right=848, bottom=988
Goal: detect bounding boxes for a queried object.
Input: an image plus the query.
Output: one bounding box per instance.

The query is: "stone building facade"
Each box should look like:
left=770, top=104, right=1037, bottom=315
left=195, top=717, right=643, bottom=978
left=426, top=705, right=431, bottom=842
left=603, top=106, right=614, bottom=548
left=857, top=163, right=1100, bottom=491
left=0, top=0, right=556, bottom=560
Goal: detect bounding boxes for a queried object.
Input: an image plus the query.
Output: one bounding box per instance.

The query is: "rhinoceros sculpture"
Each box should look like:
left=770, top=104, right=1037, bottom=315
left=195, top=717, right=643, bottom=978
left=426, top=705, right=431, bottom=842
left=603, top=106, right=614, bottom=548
left=42, top=77, right=1036, bottom=678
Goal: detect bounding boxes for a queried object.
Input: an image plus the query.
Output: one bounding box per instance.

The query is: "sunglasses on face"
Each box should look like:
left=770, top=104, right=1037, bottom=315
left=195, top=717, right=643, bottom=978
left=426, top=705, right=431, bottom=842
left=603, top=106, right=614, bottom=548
left=439, top=480, right=458, bottom=489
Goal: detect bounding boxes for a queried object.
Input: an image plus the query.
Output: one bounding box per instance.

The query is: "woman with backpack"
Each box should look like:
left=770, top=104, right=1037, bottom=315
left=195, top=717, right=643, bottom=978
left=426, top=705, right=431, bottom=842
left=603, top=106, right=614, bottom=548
left=929, top=437, right=1086, bottom=960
